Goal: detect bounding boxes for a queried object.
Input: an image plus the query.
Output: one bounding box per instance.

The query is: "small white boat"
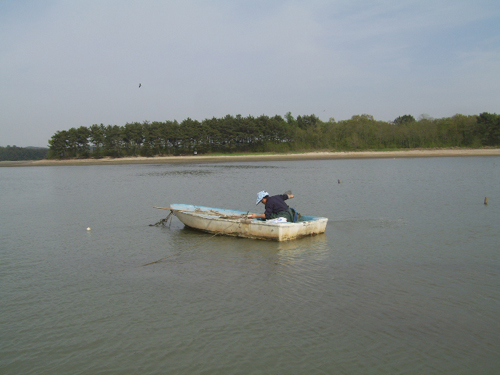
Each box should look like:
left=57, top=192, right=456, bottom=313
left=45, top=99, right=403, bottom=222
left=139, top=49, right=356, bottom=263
left=155, top=204, right=328, bottom=241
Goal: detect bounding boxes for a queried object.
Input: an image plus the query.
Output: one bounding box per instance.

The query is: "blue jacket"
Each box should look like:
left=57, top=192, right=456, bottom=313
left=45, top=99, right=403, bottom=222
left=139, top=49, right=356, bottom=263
left=264, top=194, right=290, bottom=219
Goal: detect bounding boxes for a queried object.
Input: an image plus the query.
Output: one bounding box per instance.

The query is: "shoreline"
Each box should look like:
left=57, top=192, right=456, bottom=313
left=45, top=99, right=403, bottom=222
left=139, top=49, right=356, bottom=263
left=2, top=148, right=500, bottom=167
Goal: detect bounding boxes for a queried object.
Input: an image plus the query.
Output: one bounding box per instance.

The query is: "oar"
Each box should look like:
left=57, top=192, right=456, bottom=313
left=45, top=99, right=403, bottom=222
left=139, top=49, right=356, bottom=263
left=153, top=206, right=228, bottom=215
left=153, top=206, right=188, bottom=212
left=153, top=206, right=251, bottom=219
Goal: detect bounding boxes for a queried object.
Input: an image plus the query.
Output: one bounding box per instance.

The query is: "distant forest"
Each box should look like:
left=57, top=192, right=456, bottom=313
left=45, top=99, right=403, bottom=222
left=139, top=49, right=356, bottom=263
left=47, top=112, right=500, bottom=159
left=0, top=146, right=48, bottom=161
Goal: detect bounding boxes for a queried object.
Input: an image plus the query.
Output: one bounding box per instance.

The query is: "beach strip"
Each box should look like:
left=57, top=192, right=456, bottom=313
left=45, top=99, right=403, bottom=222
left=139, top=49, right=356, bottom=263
left=2, top=148, right=500, bottom=167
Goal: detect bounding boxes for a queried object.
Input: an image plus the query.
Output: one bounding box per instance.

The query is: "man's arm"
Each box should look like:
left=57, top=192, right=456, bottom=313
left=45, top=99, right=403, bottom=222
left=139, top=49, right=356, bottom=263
left=248, top=213, right=266, bottom=219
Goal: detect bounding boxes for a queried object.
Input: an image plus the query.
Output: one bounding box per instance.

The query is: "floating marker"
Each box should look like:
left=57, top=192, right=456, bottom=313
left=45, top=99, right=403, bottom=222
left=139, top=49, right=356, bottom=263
left=87, top=227, right=91, bottom=231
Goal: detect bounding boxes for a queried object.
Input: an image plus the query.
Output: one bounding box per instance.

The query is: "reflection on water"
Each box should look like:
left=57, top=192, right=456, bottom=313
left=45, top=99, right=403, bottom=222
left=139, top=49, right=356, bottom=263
left=200, top=164, right=284, bottom=169
left=137, top=163, right=284, bottom=177
left=140, top=170, right=214, bottom=177
left=276, top=234, right=329, bottom=258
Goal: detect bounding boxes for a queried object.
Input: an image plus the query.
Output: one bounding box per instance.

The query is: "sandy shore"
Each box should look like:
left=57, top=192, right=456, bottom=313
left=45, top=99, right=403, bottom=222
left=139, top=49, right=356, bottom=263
left=2, top=148, right=500, bottom=167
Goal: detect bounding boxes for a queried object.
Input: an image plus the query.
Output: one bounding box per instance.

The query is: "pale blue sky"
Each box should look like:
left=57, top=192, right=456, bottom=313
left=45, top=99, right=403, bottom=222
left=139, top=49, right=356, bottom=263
left=1, top=0, right=499, bottom=147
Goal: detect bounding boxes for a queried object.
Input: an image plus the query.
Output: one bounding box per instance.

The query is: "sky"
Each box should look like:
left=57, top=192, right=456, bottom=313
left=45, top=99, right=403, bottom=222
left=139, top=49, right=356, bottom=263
left=1, top=0, right=499, bottom=147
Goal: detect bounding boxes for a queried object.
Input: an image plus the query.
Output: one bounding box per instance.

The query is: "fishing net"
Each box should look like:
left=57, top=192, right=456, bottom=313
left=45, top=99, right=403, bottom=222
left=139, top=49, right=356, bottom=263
left=149, top=212, right=174, bottom=227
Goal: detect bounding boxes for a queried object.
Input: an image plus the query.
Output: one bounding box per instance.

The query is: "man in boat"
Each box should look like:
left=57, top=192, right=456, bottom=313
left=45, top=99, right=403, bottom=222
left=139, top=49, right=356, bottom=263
left=248, top=190, right=297, bottom=222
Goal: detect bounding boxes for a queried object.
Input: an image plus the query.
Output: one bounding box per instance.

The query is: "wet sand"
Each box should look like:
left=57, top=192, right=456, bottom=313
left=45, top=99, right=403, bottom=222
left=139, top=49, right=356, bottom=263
left=2, top=148, right=500, bottom=167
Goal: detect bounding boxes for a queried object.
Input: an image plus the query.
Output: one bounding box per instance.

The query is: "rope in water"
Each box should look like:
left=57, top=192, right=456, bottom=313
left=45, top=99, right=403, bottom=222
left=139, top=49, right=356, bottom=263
left=142, top=214, right=240, bottom=266
left=149, top=212, right=174, bottom=227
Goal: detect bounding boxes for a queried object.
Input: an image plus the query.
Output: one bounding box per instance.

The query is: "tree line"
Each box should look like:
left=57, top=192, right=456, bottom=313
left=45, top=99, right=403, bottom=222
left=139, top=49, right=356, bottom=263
left=47, top=112, right=500, bottom=159
left=0, top=146, right=48, bottom=161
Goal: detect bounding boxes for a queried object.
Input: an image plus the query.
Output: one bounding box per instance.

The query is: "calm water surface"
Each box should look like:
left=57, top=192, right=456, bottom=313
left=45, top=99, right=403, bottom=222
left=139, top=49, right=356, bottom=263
left=1, top=157, right=499, bottom=374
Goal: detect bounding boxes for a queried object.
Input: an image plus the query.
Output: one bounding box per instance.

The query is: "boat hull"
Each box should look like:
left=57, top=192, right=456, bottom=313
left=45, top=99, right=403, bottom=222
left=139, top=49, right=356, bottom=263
left=170, top=204, right=328, bottom=241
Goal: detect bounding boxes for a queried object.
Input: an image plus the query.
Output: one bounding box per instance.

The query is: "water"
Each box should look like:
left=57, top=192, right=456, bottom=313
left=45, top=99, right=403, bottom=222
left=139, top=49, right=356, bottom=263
left=1, top=157, right=499, bottom=374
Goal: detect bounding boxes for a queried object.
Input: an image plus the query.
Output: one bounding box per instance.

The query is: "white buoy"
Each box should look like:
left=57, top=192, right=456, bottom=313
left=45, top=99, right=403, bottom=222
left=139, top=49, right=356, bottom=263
left=87, top=227, right=91, bottom=231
